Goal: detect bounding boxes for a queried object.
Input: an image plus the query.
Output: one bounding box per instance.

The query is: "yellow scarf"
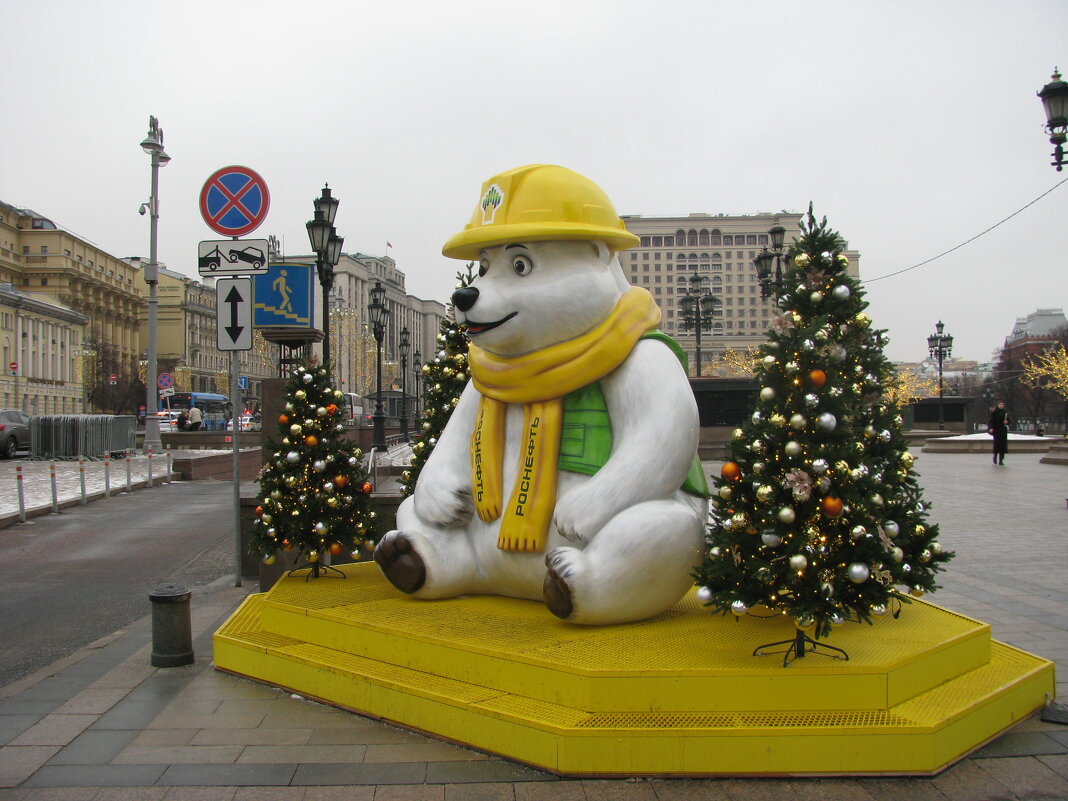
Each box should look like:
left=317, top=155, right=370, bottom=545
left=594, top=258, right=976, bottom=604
left=468, top=287, right=661, bottom=552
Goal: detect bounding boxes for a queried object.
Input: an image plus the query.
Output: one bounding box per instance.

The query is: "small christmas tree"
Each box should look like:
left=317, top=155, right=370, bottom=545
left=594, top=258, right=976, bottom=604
left=693, top=207, right=953, bottom=655
left=399, top=264, right=475, bottom=497
left=250, top=362, right=379, bottom=574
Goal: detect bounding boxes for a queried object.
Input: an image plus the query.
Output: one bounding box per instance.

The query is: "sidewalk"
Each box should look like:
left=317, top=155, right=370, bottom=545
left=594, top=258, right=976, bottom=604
left=2, top=449, right=1068, bottom=799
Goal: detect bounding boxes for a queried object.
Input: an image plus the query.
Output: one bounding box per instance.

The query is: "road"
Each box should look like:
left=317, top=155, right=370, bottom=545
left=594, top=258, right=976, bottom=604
left=0, top=481, right=234, bottom=685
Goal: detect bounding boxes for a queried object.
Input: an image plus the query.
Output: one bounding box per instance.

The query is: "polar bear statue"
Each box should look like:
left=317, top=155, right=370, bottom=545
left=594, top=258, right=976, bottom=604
left=375, top=164, right=709, bottom=624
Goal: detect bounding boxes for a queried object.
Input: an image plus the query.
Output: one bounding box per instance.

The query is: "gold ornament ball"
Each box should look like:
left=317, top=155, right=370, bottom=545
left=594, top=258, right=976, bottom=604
left=854, top=312, right=871, bottom=328
left=317, top=406, right=328, bottom=417
left=756, top=485, right=774, bottom=503
left=307, top=550, right=320, bottom=563
left=794, top=253, right=811, bottom=268
left=295, top=390, right=307, bottom=400
left=290, top=423, right=302, bottom=435
left=262, top=554, right=277, bottom=566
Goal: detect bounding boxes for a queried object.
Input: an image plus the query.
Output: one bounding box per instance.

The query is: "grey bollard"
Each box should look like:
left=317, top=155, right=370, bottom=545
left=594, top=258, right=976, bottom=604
left=149, top=584, right=194, bottom=667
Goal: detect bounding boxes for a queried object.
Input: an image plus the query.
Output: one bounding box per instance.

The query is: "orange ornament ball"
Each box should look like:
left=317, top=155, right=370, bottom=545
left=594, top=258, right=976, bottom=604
left=328, top=542, right=344, bottom=556
left=821, top=495, right=844, bottom=517
left=721, top=462, right=742, bottom=482
left=361, top=482, right=373, bottom=494
left=278, top=414, right=290, bottom=426
left=809, top=369, right=827, bottom=389
left=326, top=404, right=338, bottom=416
left=255, top=505, right=264, bottom=517
left=304, top=435, right=319, bottom=447
left=334, top=475, right=348, bottom=488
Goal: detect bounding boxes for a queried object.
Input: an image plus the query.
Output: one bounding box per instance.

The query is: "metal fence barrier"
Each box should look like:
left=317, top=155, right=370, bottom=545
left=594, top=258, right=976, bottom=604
left=30, top=415, right=137, bottom=460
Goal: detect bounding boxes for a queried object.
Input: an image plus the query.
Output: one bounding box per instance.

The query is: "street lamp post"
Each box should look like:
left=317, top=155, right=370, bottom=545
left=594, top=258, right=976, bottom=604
left=412, top=348, right=422, bottom=420
left=679, top=271, right=719, bottom=376
left=398, top=327, right=410, bottom=442
left=368, top=281, right=390, bottom=453
left=1038, top=68, right=1068, bottom=171
left=140, top=115, right=170, bottom=454
left=306, top=185, right=343, bottom=373
left=927, top=320, right=954, bottom=430
left=755, top=224, right=788, bottom=300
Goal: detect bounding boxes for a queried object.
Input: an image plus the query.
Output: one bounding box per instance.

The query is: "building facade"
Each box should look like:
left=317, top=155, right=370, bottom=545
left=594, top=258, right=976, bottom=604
left=619, top=213, right=860, bottom=375
left=0, top=201, right=138, bottom=413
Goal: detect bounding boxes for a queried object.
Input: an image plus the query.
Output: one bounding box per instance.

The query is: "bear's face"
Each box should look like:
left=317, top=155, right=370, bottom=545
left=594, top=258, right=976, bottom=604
left=456, top=240, right=625, bottom=357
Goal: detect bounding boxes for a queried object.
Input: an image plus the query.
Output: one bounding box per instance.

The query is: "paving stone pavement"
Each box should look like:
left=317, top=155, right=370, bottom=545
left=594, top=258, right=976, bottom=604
left=1, top=448, right=1067, bottom=800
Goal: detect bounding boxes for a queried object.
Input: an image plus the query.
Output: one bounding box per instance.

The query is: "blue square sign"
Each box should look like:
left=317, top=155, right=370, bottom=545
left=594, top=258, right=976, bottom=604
left=253, top=264, right=314, bottom=328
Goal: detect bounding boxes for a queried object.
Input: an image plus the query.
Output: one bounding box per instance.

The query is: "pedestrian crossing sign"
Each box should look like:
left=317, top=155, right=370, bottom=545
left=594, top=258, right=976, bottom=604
left=253, top=264, right=314, bottom=328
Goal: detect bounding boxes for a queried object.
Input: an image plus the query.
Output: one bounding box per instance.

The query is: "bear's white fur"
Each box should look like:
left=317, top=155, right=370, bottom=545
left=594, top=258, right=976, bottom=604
left=375, top=240, right=707, bottom=624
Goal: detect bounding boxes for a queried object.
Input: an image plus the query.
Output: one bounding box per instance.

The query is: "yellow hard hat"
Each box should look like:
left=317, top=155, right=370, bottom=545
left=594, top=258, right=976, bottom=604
left=441, top=164, right=640, bottom=260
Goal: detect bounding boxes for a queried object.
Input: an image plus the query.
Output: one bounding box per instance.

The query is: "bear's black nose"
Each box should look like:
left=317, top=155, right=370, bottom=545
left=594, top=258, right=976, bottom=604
left=452, top=286, right=479, bottom=313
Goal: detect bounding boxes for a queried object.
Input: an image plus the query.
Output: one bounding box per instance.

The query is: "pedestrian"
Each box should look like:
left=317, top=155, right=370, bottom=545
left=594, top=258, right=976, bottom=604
left=187, top=404, right=203, bottom=432
left=176, top=410, right=189, bottom=431
left=988, top=400, right=1009, bottom=465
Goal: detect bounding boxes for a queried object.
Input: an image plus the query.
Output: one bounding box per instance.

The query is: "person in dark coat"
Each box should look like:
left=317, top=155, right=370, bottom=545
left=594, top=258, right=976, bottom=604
left=988, top=400, right=1009, bottom=465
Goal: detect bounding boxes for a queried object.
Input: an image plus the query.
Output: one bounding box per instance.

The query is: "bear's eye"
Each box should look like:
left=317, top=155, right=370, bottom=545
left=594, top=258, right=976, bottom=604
left=512, top=255, right=533, bottom=277
left=478, top=257, right=489, bottom=277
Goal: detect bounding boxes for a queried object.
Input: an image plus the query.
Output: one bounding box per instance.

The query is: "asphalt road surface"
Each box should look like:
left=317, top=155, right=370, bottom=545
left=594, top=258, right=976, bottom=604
left=0, top=481, right=236, bottom=685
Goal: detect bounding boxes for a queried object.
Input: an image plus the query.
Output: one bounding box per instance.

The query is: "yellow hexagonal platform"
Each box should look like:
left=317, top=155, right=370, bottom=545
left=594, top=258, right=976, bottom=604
left=213, top=562, right=1053, bottom=776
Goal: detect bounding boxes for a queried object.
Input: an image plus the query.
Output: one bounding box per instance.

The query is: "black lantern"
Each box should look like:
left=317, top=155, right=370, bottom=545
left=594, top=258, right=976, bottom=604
left=368, top=281, right=390, bottom=453
left=927, top=321, right=953, bottom=430
left=1038, top=68, right=1068, bottom=171
left=399, top=327, right=411, bottom=442
left=307, top=185, right=344, bottom=372
left=679, top=271, right=719, bottom=376
left=412, top=348, right=422, bottom=420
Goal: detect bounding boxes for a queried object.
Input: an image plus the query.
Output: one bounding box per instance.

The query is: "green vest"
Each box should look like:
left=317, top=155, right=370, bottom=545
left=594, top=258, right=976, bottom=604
left=558, top=332, right=710, bottom=498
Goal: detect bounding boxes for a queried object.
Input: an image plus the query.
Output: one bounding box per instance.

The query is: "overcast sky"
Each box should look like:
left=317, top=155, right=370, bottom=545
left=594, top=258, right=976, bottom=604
left=3, top=0, right=1065, bottom=364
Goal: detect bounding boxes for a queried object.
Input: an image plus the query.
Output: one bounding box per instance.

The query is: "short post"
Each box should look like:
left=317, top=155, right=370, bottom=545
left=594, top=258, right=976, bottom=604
left=165, top=444, right=173, bottom=484
left=147, top=446, right=154, bottom=488
left=16, top=464, right=26, bottom=523
left=103, top=453, right=111, bottom=497
left=125, top=450, right=132, bottom=493
left=49, top=462, right=59, bottom=514
left=148, top=583, right=194, bottom=667
left=78, top=456, right=87, bottom=505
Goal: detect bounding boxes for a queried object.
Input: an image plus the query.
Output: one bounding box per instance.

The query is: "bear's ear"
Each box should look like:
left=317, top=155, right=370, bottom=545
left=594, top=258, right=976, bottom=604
left=589, top=240, right=611, bottom=266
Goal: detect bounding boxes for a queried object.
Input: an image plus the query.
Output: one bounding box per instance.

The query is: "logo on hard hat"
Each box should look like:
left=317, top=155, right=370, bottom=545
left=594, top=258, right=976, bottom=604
left=481, top=184, right=504, bottom=224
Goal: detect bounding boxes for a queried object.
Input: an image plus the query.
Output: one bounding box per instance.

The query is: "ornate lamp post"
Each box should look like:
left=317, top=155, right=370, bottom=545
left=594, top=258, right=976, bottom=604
left=755, top=224, right=788, bottom=299
left=140, top=115, right=170, bottom=454
left=368, top=281, right=390, bottom=453
left=398, top=327, right=410, bottom=442
left=306, top=185, right=343, bottom=372
left=412, top=348, right=422, bottom=420
left=927, top=321, right=954, bottom=430
left=1038, top=68, right=1068, bottom=171
left=678, top=272, right=719, bottom=376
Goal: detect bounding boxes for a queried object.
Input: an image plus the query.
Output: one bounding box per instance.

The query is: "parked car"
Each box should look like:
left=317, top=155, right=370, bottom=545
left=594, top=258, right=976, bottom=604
left=0, top=408, right=31, bottom=458
left=156, top=410, right=181, bottom=432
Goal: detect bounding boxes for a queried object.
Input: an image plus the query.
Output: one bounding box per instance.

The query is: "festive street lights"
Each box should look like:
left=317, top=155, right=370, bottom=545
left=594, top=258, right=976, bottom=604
left=368, top=281, right=390, bottom=453
left=678, top=271, right=719, bottom=376
left=140, top=115, right=170, bottom=454
left=399, top=327, right=410, bottom=442
left=755, top=224, right=788, bottom=299
left=1038, top=68, right=1068, bottom=171
left=306, top=185, right=343, bottom=372
left=927, top=321, right=954, bottom=430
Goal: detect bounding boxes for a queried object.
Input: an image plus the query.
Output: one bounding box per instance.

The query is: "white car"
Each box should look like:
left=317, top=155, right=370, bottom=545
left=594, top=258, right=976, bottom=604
left=156, top=410, right=181, bottom=432
left=226, top=415, right=261, bottom=432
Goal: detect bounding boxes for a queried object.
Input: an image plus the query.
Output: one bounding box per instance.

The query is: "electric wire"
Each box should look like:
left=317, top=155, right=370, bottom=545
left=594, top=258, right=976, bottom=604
left=866, top=176, right=1068, bottom=283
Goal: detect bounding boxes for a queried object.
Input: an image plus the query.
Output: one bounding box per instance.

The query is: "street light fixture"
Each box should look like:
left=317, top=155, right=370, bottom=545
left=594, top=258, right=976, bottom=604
left=398, top=327, right=410, bottom=442
left=1038, top=68, right=1068, bottom=171
left=927, top=320, right=954, bottom=430
left=307, top=185, right=344, bottom=372
left=412, top=348, right=422, bottom=421
left=140, top=115, right=170, bottom=454
left=367, top=280, right=390, bottom=453
left=679, top=271, right=719, bottom=377
left=755, top=224, right=788, bottom=300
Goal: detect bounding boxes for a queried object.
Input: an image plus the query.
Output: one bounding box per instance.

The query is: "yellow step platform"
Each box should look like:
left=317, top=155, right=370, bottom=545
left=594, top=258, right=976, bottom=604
left=213, top=562, right=1054, bottom=777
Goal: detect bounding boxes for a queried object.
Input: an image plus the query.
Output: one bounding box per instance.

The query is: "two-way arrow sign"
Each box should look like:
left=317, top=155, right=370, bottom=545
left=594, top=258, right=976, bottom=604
left=216, top=277, right=253, bottom=351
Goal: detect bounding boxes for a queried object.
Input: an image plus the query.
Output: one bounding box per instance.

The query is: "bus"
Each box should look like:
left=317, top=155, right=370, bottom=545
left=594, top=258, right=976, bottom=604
left=341, top=393, right=364, bottom=426
left=167, top=392, right=231, bottom=431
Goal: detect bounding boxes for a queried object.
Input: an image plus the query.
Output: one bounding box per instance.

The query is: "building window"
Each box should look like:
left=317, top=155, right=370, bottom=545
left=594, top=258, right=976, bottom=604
left=758, top=234, right=768, bottom=245
left=652, top=236, right=663, bottom=247
left=642, top=252, right=649, bottom=260
left=41, top=246, right=48, bottom=255
left=640, top=236, right=651, bottom=247
left=747, top=235, right=757, bottom=245
left=688, top=230, right=698, bottom=246
left=699, top=230, right=709, bottom=246
left=41, top=278, right=47, bottom=286
left=664, top=236, right=674, bottom=246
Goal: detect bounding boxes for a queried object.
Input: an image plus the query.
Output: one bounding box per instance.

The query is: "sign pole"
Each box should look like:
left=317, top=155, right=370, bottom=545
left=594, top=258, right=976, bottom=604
left=231, top=349, right=242, bottom=588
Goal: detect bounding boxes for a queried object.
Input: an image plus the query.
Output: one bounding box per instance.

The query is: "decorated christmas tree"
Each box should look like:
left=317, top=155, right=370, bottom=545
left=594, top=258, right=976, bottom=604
left=399, top=264, right=475, bottom=497
left=693, top=207, right=953, bottom=653
left=250, top=362, right=379, bottom=574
